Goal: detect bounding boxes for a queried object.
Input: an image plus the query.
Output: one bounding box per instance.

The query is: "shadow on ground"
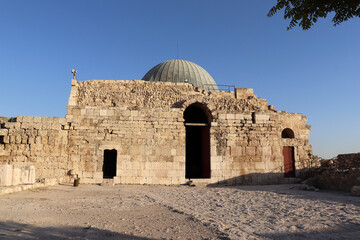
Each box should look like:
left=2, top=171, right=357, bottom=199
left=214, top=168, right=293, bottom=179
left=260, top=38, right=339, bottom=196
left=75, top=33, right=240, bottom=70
left=259, top=222, right=360, bottom=240
left=206, top=173, right=360, bottom=206
left=0, top=221, right=154, bottom=240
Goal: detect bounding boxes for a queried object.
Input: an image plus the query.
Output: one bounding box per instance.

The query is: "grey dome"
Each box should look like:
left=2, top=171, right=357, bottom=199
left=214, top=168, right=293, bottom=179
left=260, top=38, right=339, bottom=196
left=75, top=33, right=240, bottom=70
left=142, top=59, right=218, bottom=91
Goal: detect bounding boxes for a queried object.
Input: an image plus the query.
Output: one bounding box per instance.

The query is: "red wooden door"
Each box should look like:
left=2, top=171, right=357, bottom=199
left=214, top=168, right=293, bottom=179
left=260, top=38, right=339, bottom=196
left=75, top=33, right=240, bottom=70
left=283, top=146, right=295, bottom=177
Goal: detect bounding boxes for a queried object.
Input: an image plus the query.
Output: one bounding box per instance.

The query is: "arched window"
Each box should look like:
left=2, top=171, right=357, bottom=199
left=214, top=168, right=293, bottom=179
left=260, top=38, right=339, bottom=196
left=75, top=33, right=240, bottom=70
left=282, top=128, right=295, bottom=139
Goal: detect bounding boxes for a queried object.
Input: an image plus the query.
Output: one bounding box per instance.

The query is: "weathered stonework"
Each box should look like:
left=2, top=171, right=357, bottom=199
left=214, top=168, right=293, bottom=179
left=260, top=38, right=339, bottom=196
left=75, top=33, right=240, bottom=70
left=0, top=78, right=312, bottom=186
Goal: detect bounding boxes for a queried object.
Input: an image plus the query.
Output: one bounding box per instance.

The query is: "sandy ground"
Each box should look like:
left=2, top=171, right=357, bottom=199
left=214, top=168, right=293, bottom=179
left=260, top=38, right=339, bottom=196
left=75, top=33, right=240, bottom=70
left=0, top=184, right=359, bottom=240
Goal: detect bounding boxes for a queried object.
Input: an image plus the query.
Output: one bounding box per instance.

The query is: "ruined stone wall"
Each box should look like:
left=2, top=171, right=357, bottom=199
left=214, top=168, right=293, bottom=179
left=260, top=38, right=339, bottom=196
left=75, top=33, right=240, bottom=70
left=71, top=80, right=269, bottom=112
left=336, top=153, right=360, bottom=168
left=311, top=153, right=360, bottom=192
left=208, top=111, right=311, bottom=185
left=0, top=79, right=313, bottom=186
left=66, top=79, right=312, bottom=185
left=66, top=106, right=185, bottom=184
left=0, top=116, right=69, bottom=180
left=314, top=168, right=360, bottom=192
left=277, top=112, right=313, bottom=170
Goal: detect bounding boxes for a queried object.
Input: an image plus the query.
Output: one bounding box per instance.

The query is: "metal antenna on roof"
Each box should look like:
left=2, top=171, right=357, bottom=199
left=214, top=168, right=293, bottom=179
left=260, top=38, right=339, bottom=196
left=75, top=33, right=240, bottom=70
left=71, top=69, right=77, bottom=80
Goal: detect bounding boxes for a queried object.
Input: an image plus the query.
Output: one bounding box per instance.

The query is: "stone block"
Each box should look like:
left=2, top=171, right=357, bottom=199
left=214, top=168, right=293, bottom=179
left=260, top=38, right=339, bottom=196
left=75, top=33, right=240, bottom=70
left=231, top=146, right=243, bottom=156
left=113, top=176, right=121, bottom=184
left=253, top=113, right=270, bottom=123
left=226, top=114, right=235, bottom=120
left=0, top=129, right=8, bottom=135
left=122, top=110, right=131, bottom=117
left=33, top=117, right=42, bottom=123
left=15, top=135, right=22, bottom=144
left=82, top=172, right=93, bottom=178
left=0, top=164, right=13, bottom=186
left=100, top=109, right=107, bottom=116
left=255, top=162, right=264, bottom=170
left=22, top=116, right=33, bottom=123
left=235, top=114, right=244, bottom=120
left=12, top=167, right=21, bottom=185
left=28, top=166, right=36, bottom=184
left=0, top=149, right=10, bottom=156
left=245, top=147, right=256, bottom=156
left=262, top=146, right=272, bottom=156
left=235, top=88, right=254, bottom=99
left=93, top=172, right=103, bottom=179
left=351, top=186, right=360, bottom=196
left=20, top=168, right=29, bottom=184
left=218, top=114, right=226, bottom=120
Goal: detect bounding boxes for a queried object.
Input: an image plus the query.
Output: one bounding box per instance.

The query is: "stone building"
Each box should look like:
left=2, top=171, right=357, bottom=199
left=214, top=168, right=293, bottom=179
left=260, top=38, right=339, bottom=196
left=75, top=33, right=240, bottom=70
left=0, top=59, right=313, bottom=186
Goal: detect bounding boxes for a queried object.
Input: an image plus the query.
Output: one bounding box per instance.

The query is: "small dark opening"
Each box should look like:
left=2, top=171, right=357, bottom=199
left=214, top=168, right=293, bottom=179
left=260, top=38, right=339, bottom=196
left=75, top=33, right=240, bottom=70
left=0, top=136, right=4, bottom=144
left=103, top=149, right=117, bottom=179
left=252, top=112, right=256, bottom=124
left=282, top=128, right=295, bottom=138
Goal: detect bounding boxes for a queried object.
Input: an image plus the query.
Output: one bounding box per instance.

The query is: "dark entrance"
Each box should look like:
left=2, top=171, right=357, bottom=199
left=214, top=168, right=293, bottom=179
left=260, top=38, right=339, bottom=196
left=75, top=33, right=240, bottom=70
left=184, top=103, right=211, bottom=179
left=103, top=149, right=117, bottom=179
left=283, top=146, right=295, bottom=177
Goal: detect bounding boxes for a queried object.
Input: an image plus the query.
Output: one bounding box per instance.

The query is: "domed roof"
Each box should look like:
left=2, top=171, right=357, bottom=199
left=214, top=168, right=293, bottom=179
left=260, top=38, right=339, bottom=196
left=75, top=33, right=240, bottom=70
left=142, top=59, right=218, bottom=91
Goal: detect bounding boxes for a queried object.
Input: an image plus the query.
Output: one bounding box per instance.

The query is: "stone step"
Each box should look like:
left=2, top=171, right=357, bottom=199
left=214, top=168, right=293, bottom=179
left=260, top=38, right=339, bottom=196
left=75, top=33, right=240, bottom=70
left=101, top=178, right=114, bottom=186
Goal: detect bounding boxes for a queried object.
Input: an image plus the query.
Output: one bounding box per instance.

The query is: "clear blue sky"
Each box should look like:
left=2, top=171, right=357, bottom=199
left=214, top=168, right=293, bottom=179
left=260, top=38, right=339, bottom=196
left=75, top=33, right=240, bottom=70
left=0, top=0, right=359, bottom=158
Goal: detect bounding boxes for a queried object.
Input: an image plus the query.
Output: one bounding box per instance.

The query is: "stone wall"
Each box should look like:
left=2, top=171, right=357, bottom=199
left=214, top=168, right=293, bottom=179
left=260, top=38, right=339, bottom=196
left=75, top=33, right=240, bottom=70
left=0, top=79, right=313, bottom=186
left=66, top=106, right=185, bottom=184
left=71, top=80, right=269, bottom=112
left=65, top=79, right=312, bottom=185
left=336, top=153, right=360, bottom=168
left=0, top=116, right=69, bottom=181
left=314, top=168, right=360, bottom=192
left=311, top=153, right=360, bottom=192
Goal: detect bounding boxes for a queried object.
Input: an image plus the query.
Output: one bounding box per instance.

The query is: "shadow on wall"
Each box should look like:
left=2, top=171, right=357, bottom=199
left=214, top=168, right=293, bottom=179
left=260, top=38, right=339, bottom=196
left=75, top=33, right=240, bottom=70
left=0, top=221, right=154, bottom=240
left=207, top=171, right=299, bottom=187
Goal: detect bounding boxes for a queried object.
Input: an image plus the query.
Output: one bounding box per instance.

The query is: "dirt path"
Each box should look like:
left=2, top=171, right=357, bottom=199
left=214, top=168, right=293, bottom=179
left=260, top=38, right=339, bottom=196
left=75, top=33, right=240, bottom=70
left=0, top=184, right=359, bottom=239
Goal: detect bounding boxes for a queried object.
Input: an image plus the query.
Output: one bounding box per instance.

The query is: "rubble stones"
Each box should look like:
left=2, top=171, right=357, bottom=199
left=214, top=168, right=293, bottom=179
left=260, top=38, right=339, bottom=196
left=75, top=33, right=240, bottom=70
left=351, top=186, right=360, bottom=196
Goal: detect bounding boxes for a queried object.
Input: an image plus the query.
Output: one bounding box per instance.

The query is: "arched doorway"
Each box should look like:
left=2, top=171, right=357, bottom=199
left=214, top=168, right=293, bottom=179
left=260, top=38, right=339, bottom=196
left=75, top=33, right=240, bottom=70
left=184, top=103, right=211, bottom=179
left=103, top=149, right=117, bottom=179
left=282, top=128, right=295, bottom=177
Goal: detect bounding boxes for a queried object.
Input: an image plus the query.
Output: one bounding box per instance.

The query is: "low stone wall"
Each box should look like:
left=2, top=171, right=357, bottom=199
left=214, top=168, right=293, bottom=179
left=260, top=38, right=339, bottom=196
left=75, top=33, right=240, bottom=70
left=311, top=153, right=360, bottom=192
left=313, top=168, right=360, bottom=192
left=0, top=116, right=69, bottom=180
left=0, top=164, right=35, bottom=186
left=0, top=177, right=63, bottom=196
left=336, top=153, right=360, bottom=168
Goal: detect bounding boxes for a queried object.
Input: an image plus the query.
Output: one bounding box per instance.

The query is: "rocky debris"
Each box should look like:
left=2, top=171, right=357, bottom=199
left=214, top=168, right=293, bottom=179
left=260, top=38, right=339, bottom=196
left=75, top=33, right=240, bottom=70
left=311, top=167, right=360, bottom=192
left=351, top=185, right=360, bottom=196
left=300, top=177, right=320, bottom=191
left=183, top=180, right=195, bottom=187
left=320, top=158, right=336, bottom=167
